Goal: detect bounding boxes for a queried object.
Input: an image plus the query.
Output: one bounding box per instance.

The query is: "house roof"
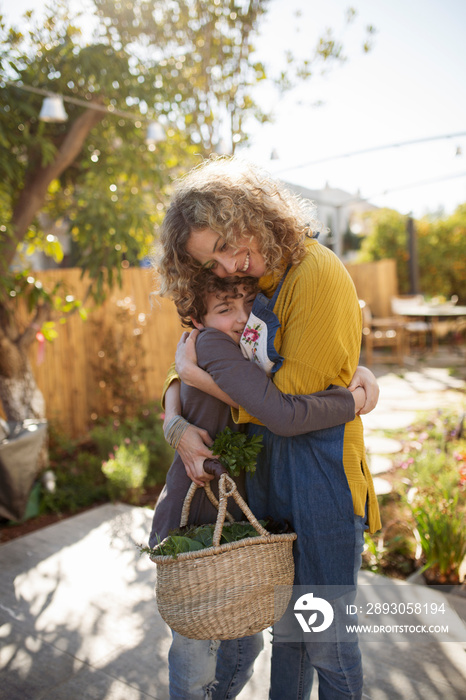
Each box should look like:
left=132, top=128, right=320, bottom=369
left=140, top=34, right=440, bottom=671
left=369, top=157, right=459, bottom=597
left=281, top=180, right=378, bottom=210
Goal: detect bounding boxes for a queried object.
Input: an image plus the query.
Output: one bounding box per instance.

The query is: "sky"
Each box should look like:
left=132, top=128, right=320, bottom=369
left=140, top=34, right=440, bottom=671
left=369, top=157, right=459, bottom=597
left=241, top=0, right=466, bottom=218
left=3, top=0, right=466, bottom=218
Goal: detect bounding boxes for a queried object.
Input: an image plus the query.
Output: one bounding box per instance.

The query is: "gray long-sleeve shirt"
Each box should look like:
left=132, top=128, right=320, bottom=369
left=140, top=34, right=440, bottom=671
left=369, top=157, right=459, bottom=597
left=149, top=328, right=355, bottom=546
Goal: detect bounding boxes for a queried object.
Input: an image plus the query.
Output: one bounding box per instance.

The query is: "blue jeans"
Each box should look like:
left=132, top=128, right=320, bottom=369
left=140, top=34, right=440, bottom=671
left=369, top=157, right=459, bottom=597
left=168, top=631, right=264, bottom=699
left=269, top=511, right=367, bottom=700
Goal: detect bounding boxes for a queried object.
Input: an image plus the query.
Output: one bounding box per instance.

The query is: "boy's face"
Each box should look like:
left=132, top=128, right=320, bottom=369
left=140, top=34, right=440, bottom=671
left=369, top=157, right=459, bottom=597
left=192, top=284, right=255, bottom=344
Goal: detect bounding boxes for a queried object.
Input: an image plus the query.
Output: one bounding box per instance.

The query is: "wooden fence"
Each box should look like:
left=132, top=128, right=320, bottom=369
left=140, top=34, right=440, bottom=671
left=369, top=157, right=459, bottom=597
left=345, top=258, right=398, bottom=318
left=11, top=259, right=396, bottom=438
left=22, top=268, right=184, bottom=437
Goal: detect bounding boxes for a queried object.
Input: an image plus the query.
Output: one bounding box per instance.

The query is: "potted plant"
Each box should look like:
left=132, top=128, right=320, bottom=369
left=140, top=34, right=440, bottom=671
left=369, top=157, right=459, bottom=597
left=395, top=427, right=466, bottom=587
left=412, top=493, right=466, bottom=586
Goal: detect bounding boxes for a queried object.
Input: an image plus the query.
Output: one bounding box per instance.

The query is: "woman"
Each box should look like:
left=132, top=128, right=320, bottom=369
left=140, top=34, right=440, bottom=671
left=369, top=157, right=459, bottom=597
left=156, top=156, right=381, bottom=700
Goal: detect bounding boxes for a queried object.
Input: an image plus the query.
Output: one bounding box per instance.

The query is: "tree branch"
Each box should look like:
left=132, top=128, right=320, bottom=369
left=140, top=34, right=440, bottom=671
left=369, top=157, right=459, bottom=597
left=18, top=302, right=51, bottom=352
left=4, top=108, right=104, bottom=274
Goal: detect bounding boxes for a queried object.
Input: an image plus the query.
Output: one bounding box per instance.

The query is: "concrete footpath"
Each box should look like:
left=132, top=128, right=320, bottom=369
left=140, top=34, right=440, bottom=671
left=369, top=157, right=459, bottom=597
left=1, top=356, right=466, bottom=700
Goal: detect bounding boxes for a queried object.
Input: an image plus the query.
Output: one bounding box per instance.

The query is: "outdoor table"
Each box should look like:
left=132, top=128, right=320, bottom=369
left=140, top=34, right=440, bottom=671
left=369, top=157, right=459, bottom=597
left=393, top=303, right=466, bottom=353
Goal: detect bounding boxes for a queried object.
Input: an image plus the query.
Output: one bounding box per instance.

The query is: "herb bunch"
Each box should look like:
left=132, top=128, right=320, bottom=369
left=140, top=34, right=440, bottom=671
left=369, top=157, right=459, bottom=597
left=211, top=427, right=263, bottom=476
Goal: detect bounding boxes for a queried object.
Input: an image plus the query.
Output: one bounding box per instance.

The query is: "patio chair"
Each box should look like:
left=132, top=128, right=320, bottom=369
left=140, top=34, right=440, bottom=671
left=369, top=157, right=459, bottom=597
left=359, top=300, right=405, bottom=366
left=390, top=295, right=430, bottom=352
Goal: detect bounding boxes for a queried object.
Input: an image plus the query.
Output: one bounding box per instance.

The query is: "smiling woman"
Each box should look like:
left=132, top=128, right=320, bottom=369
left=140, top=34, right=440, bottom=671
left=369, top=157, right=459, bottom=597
left=156, top=157, right=322, bottom=322
left=153, top=155, right=381, bottom=700
left=185, top=228, right=268, bottom=278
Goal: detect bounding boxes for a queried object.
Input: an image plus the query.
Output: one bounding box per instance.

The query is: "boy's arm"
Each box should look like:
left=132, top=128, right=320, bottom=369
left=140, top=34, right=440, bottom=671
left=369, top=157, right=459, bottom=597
left=173, top=336, right=378, bottom=419
left=163, top=377, right=216, bottom=486
left=162, top=358, right=238, bottom=411
left=197, top=330, right=358, bottom=436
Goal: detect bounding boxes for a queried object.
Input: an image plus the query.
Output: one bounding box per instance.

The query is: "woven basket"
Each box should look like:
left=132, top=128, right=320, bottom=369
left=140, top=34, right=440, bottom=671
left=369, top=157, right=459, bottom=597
left=151, top=473, right=297, bottom=640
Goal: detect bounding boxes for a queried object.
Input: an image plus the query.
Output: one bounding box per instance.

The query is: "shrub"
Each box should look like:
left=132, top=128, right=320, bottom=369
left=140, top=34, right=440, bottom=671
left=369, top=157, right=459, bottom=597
left=41, top=452, right=108, bottom=514
left=401, top=412, right=466, bottom=584
left=102, top=440, right=149, bottom=503
left=90, top=401, right=174, bottom=485
left=38, top=402, right=173, bottom=516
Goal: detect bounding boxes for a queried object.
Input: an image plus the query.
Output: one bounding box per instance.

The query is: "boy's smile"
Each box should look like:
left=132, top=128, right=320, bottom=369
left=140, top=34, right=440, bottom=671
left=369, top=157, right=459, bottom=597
left=191, top=284, right=255, bottom=344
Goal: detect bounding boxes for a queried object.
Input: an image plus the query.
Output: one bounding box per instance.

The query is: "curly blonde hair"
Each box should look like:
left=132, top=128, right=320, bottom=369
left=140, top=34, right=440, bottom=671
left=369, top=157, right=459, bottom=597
left=153, top=156, right=321, bottom=311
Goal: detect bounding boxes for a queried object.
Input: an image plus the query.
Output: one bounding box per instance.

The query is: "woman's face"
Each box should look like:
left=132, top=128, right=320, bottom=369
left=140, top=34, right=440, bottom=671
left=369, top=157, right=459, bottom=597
left=185, top=228, right=267, bottom=279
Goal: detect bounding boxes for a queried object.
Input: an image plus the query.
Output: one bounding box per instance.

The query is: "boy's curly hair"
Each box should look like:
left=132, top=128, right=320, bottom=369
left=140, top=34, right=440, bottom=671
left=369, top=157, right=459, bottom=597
left=152, top=156, right=322, bottom=312
left=178, top=273, right=259, bottom=329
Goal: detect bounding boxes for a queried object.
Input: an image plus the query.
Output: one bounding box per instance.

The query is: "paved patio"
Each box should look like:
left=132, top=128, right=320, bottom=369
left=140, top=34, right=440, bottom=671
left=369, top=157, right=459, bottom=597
left=1, top=349, right=465, bottom=699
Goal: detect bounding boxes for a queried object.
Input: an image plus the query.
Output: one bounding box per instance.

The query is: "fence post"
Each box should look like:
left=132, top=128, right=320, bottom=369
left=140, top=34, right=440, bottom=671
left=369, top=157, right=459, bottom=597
left=407, top=216, right=420, bottom=294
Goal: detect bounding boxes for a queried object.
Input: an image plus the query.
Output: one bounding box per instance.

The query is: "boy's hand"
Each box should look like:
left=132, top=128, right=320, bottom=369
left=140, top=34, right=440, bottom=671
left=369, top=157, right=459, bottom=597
left=348, top=365, right=379, bottom=414
left=351, top=386, right=367, bottom=415
left=177, top=424, right=216, bottom=486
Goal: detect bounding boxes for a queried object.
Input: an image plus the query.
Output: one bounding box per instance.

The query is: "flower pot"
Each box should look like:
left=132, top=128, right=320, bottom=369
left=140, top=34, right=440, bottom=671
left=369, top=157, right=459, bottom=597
left=422, top=565, right=461, bottom=588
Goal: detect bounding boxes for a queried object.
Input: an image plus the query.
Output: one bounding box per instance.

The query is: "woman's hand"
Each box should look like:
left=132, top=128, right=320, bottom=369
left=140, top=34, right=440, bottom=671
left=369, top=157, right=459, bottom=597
left=176, top=424, right=216, bottom=487
left=348, top=366, right=379, bottom=414
left=175, top=329, right=201, bottom=386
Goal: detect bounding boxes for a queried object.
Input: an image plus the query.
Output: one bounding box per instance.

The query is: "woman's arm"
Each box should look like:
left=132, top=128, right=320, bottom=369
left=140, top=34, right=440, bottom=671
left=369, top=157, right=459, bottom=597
left=175, top=330, right=238, bottom=408
left=195, top=329, right=361, bottom=436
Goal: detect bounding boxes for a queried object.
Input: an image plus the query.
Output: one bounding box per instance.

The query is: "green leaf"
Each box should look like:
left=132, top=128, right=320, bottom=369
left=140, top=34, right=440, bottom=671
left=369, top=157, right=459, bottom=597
left=157, top=536, right=205, bottom=558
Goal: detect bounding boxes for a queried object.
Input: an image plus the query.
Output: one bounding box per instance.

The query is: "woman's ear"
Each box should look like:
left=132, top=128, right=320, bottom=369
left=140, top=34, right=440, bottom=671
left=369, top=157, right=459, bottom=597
left=191, top=317, right=205, bottom=331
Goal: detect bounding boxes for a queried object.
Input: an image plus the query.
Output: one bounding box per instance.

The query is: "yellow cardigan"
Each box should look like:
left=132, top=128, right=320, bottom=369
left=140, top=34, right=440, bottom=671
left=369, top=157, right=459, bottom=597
left=163, top=239, right=381, bottom=533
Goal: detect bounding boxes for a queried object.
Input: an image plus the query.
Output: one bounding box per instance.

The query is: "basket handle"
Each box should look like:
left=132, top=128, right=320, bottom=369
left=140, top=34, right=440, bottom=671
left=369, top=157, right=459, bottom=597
left=180, top=479, right=236, bottom=528
left=180, top=457, right=236, bottom=528
left=181, top=457, right=238, bottom=527
left=179, top=467, right=270, bottom=545
left=212, top=473, right=269, bottom=547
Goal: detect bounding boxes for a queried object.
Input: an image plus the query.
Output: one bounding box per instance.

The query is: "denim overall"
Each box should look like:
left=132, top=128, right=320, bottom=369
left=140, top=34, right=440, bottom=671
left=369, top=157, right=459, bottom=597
left=242, top=264, right=356, bottom=587
left=246, top=423, right=356, bottom=587
left=243, top=268, right=365, bottom=699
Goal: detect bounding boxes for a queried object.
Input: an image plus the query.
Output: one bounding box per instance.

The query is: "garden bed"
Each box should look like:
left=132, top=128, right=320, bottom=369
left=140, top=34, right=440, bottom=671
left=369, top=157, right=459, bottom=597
left=0, top=402, right=171, bottom=544
left=362, top=405, right=466, bottom=585
left=0, top=484, right=163, bottom=544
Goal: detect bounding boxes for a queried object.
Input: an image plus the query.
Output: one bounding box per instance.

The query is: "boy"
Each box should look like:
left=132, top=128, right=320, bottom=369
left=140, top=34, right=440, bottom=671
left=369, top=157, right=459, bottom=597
left=149, top=272, right=364, bottom=545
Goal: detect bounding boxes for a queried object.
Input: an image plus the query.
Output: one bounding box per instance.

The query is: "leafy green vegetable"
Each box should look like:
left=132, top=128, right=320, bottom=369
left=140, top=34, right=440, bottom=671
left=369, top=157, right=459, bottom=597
left=137, top=429, right=264, bottom=559
left=161, top=536, right=205, bottom=556
left=211, top=427, right=263, bottom=476
left=138, top=520, right=267, bottom=559
left=219, top=522, right=262, bottom=543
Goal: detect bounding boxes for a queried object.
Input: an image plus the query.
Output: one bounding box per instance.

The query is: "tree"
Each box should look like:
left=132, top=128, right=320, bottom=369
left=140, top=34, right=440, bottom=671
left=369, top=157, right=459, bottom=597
left=416, top=205, right=466, bottom=303
left=0, top=0, right=373, bottom=428
left=357, top=208, right=411, bottom=292
left=358, top=205, right=466, bottom=303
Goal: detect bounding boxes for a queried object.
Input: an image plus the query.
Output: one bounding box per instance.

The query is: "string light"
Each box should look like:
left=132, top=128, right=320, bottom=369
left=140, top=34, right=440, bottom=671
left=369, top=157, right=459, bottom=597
left=3, top=80, right=165, bottom=144
left=272, top=131, right=466, bottom=174
left=368, top=171, right=466, bottom=200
